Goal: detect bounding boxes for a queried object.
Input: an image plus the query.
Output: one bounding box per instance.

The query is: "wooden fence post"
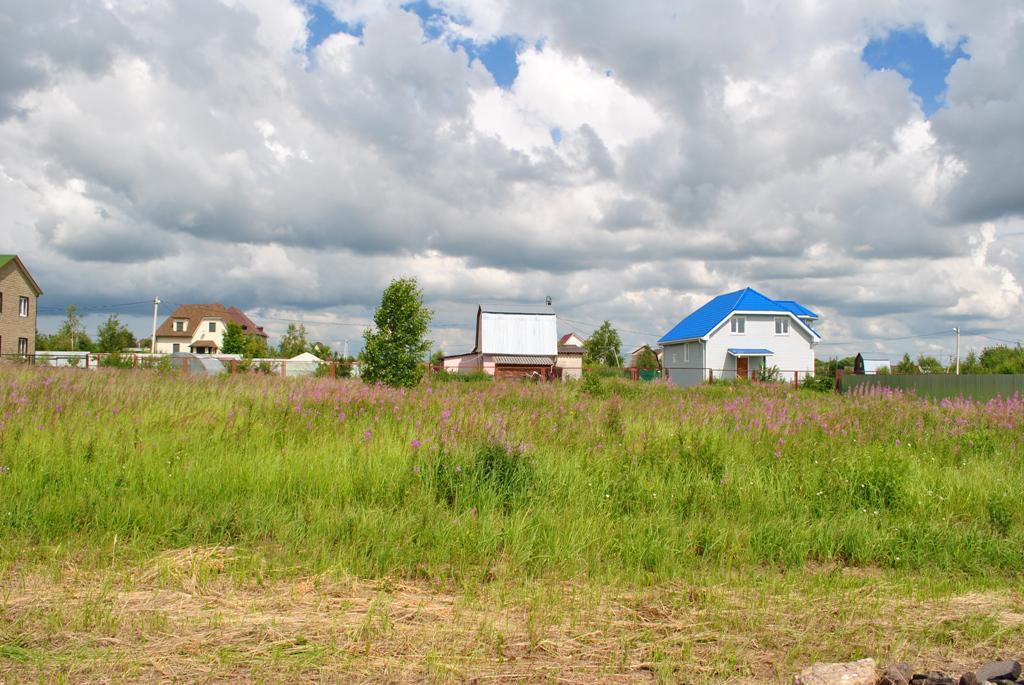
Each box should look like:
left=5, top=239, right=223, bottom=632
left=230, top=360, right=238, bottom=375
left=794, top=370, right=799, bottom=389
left=708, top=368, right=713, bottom=384
left=835, top=369, right=843, bottom=393
left=85, top=354, right=90, bottom=369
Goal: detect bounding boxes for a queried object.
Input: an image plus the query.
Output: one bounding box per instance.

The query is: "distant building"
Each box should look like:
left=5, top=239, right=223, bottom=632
left=854, top=354, right=890, bottom=375
left=154, top=303, right=267, bottom=354
left=443, top=304, right=559, bottom=379
left=659, top=287, right=821, bottom=386
left=628, top=344, right=662, bottom=368
left=559, top=332, right=586, bottom=348
left=0, top=254, right=43, bottom=357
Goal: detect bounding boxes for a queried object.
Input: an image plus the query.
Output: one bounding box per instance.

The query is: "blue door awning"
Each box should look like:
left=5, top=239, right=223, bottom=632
left=728, top=348, right=773, bottom=357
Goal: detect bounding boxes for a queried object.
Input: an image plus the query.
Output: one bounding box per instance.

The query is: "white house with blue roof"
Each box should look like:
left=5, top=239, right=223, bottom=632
left=658, top=287, right=821, bottom=386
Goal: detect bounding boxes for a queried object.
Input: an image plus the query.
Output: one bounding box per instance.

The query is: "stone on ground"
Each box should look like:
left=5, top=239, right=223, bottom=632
left=792, top=658, right=877, bottom=685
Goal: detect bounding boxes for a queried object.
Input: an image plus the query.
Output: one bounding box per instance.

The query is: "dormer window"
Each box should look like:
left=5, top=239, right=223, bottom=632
left=730, top=316, right=745, bottom=334
left=209, top=322, right=216, bottom=332
left=174, top=320, right=186, bottom=332
left=774, top=317, right=789, bottom=335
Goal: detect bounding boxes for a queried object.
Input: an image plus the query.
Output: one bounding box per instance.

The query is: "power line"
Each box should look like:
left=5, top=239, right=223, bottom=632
left=559, top=316, right=663, bottom=339
left=816, top=330, right=951, bottom=346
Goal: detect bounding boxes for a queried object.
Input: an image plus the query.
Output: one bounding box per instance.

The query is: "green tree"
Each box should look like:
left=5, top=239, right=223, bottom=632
left=978, top=345, right=1024, bottom=374
left=815, top=356, right=856, bottom=378
left=960, top=350, right=982, bottom=374
left=430, top=349, right=445, bottom=366
left=584, top=321, right=623, bottom=367
left=361, top=277, right=433, bottom=387
left=634, top=346, right=659, bottom=370
left=221, top=322, right=246, bottom=354
left=916, top=354, right=946, bottom=374
left=278, top=323, right=309, bottom=358
left=96, top=315, right=136, bottom=353
left=893, top=353, right=917, bottom=374
left=242, top=333, right=270, bottom=359
left=51, top=305, right=93, bottom=351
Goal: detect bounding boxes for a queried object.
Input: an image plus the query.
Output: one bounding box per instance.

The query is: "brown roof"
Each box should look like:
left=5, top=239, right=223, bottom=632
left=558, top=345, right=584, bottom=355
left=558, top=332, right=584, bottom=346
left=189, top=340, right=219, bottom=350
left=155, top=303, right=267, bottom=339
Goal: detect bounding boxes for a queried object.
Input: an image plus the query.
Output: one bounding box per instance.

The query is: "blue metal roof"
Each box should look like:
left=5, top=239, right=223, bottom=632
left=728, top=348, right=774, bottom=356
left=775, top=300, right=819, bottom=319
left=659, top=287, right=818, bottom=344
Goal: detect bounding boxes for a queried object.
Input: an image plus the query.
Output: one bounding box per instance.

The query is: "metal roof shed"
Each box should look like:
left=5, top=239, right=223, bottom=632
left=476, top=304, right=557, bottom=356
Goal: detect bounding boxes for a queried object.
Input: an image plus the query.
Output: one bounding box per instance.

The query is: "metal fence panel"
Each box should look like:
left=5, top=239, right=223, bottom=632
left=840, top=373, right=1024, bottom=401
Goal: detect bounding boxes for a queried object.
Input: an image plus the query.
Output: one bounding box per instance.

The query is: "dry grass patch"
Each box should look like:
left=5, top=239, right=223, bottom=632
left=2, top=548, right=1023, bottom=683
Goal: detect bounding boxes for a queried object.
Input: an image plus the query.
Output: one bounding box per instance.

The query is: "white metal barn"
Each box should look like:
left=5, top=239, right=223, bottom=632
left=442, top=305, right=559, bottom=378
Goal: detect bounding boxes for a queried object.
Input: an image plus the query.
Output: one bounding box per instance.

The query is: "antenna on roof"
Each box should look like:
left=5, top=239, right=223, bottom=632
left=545, top=296, right=552, bottom=306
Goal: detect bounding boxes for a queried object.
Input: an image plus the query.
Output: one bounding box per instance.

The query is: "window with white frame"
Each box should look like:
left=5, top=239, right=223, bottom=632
left=774, top=317, right=790, bottom=335
left=175, top=320, right=185, bottom=332
left=683, top=344, right=689, bottom=362
left=209, top=321, right=216, bottom=332
left=18, top=338, right=28, bottom=355
left=19, top=296, right=29, bottom=317
left=730, top=316, right=745, bottom=334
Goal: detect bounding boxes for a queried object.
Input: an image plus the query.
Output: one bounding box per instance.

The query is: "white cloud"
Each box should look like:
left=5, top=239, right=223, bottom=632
left=1, top=0, right=1023, bottom=357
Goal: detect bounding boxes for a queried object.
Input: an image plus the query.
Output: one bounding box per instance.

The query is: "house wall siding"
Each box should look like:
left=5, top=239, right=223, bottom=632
left=154, top=317, right=226, bottom=354
left=706, top=314, right=815, bottom=379
left=662, top=341, right=706, bottom=387
left=0, top=261, right=38, bottom=356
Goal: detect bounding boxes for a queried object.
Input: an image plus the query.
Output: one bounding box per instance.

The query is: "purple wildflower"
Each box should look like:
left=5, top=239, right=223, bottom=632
left=411, top=439, right=422, bottom=449
left=363, top=430, right=372, bottom=440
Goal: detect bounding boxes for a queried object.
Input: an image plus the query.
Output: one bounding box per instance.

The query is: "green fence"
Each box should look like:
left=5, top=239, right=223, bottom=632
left=839, top=373, right=1024, bottom=402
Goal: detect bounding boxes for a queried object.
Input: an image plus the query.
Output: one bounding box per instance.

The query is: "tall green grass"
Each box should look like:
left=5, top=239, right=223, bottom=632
left=0, top=366, right=1021, bottom=581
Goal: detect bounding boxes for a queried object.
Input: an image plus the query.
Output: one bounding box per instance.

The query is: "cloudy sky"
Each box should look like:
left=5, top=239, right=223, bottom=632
left=2, top=0, right=1023, bottom=361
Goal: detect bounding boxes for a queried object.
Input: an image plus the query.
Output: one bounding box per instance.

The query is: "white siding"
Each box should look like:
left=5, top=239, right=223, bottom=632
left=706, top=313, right=815, bottom=380
left=480, top=313, right=557, bottom=355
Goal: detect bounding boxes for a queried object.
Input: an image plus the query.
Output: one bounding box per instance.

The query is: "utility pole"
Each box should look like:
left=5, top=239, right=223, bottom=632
left=151, top=297, right=161, bottom=354
left=343, top=338, right=350, bottom=360
left=953, top=326, right=960, bottom=375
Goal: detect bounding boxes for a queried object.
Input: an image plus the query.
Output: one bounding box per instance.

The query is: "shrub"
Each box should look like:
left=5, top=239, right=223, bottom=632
left=98, top=352, right=135, bottom=369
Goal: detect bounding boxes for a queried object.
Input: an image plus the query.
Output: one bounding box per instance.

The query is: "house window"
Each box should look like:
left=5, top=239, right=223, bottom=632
left=209, top=322, right=216, bottom=332
left=175, top=320, right=185, bottom=332
left=19, top=296, right=29, bottom=317
left=172, top=343, right=180, bottom=353
left=775, top=317, right=790, bottom=335
left=730, top=316, right=745, bottom=334
left=18, top=338, right=28, bottom=355
left=683, top=344, right=689, bottom=363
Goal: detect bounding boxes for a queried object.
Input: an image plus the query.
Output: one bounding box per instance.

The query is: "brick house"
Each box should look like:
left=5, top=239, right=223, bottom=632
left=0, top=255, right=43, bottom=357
left=154, top=303, right=267, bottom=354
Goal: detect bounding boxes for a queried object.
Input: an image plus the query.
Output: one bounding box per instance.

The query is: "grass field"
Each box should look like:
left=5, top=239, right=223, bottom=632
left=1, top=365, right=1022, bottom=682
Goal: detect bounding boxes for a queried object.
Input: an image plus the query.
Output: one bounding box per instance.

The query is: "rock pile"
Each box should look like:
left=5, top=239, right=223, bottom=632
left=792, top=658, right=1022, bottom=685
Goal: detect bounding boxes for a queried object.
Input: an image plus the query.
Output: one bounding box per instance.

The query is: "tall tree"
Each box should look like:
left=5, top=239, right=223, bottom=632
left=584, top=321, right=623, bottom=367
left=634, top=346, right=659, bottom=370
left=361, top=277, right=433, bottom=387
left=221, top=322, right=246, bottom=355
left=278, top=323, right=310, bottom=358
left=96, top=315, right=136, bottom=353
left=430, top=349, right=445, bottom=366
left=54, top=305, right=92, bottom=351
left=893, top=353, right=917, bottom=374
left=916, top=354, right=946, bottom=374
